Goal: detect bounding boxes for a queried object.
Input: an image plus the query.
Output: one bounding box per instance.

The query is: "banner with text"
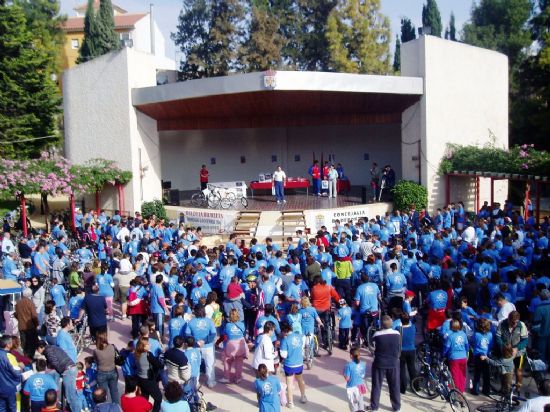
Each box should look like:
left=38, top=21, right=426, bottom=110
left=304, top=203, right=392, bottom=232
left=182, top=209, right=238, bottom=234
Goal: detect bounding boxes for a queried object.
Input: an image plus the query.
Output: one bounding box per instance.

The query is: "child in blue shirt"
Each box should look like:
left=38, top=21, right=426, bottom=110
left=350, top=307, right=362, bottom=344
left=84, top=356, right=97, bottom=409
left=68, top=288, right=84, bottom=321
left=337, top=299, right=352, bottom=350
left=50, top=278, right=67, bottom=317
left=255, top=364, right=281, bottom=412
left=343, top=347, right=367, bottom=412
left=120, top=341, right=137, bottom=385
left=460, top=297, right=478, bottom=330
left=471, top=318, right=493, bottom=396
left=183, top=336, right=202, bottom=397
left=444, top=319, right=469, bottom=393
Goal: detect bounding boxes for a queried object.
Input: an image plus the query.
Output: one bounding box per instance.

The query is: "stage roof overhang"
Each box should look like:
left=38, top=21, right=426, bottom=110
left=132, top=71, right=424, bottom=131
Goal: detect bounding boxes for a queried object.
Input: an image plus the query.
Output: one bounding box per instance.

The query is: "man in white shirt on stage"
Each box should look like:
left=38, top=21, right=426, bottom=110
left=273, top=165, right=287, bottom=204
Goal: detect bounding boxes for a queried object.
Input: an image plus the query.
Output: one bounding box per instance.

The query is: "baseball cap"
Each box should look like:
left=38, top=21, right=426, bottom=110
left=405, top=290, right=415, bottom=298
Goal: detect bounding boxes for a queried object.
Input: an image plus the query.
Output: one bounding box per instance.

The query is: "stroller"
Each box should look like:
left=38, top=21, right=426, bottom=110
left=183, top=380, right=216, bottom=412
left=524, top=349, right=548, bottom=395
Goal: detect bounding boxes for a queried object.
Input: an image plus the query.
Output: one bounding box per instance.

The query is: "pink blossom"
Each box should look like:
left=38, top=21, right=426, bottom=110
left=519, top=150, right=528, bottom=158
left=521, top=163, right=529, bottom=169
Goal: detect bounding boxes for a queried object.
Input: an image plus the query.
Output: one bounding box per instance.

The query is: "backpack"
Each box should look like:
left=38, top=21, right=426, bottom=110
left=212, top=308, right=223, bottom=328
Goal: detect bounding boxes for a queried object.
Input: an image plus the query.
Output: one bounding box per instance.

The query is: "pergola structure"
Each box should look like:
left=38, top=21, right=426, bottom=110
left=445, top=172, right=549, bottom=222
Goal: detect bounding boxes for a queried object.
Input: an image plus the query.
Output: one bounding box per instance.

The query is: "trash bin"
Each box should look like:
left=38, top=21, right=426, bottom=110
left=361, top=186, right=368, bottom=204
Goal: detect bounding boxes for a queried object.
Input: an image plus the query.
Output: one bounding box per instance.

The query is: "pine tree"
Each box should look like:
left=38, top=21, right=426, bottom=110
left=449, top=12, right=456, bottom=41
left=422, top=0, right=442, bottom=37
left=400, top=18, right=416, bottom=42
left=239, top=2, right=283, bottom=72
left=326, top=0, right=391, bottom=74
left=0, top=2, right=61, bottom=158
left=77, top=0, right=99, bottom=63
left=393, top=36, right=401, bottom=72
left=96, top=0, right=120, bottom=54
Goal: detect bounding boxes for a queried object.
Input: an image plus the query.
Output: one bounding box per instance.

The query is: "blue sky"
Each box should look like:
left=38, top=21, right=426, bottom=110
left=60, top=0, right=475, bottom=61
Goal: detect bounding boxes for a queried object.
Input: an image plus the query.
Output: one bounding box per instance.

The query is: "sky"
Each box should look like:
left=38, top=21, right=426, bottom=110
left=59, top=0, right=476, bottom=61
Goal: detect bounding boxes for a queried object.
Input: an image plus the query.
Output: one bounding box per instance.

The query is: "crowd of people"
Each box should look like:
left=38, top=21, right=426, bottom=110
left=0, top=199, right=549, bottom=412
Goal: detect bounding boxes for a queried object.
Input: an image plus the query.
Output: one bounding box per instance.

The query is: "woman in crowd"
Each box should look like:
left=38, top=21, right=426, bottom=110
left=135, top=337, right=163, bottom=412
left=255, top=363, right=281, bottom=412
left=160, top=381, right=191, bottom=412
left=220, top=308, right=248, bottom=384
left=444, top=319, right=469, bottom=393
left=252, top=321, right=277, bottom=374
left=185, top=304, right=217, bottom=388
left=94, top=330, right=120, bottom=404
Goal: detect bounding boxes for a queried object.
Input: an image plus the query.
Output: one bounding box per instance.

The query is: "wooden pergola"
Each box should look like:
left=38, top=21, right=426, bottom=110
left=445, top=172, right=550, bottom=222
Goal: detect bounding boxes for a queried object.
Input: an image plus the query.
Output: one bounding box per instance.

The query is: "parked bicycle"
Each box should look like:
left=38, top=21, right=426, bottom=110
left=476, top=384, right=526, bottom=412
left=191, top=186, right=248, bottom=209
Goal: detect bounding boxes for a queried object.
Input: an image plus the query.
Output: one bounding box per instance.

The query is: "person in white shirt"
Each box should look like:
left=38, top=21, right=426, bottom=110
left=272, top=166, right=287, bottom=204
left=116, top=222, right=130, bottom=245
left=516, top=379, right=550, bottom=412
left=252, top=321, right=276, bottom=373
left=1, top=232, right=15, bottom=255
left=495, top=294, right=516, bottom=324
left=327, top=165, right=339, bottom=198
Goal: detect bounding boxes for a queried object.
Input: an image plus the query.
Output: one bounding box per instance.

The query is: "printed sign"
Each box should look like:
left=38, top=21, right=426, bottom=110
left=305, top=206, right=370, bottom=232
left=181, top=209, right=238, bottom=234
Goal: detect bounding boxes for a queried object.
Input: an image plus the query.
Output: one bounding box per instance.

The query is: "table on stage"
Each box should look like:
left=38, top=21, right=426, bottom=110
left=249, top=177, right=310, bottom=196
left=337, top=178, right=351, bottom=194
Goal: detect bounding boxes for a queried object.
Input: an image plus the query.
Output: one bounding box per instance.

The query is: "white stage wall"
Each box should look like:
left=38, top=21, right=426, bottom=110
left=160, top=123, right=401, bottom=191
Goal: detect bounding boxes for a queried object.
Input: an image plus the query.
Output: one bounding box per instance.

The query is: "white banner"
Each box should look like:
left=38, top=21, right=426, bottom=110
left=182, top=209, right=238, bottom=234
left=305, top=206, right=370, bottom=232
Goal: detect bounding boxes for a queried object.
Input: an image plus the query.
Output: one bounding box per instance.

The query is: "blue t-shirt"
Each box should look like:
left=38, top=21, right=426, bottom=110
left=260, top=281, right=277, bottom=305
left=69, top=295, right=84, bottom=319
left=50, top=284, right=66, bottom=307
left=344, top=360, right=366, bottom=388
left=472, top=331, right=493, bottom=356
left=280, top=332, right=303, bottom=367
left=224, top=321, right=246, bottom=341
left=444, top=330, right=469, bottom=360
left=255, top=375, right=281, bottom=412
left=168, top=317, right=186, bottom=348
left=96, top=273, right=114, bottom=297
left=150, top=283, right=166, bottom=314
left=354, top=283, right=380, bottom=314
left=56, top=329, right=77, bottom=362
left=428, top=290, right=448, bottom=310
left=185, top=317, right=216, bottom=348
left=23, top=372, right=57, bottom=401
left=299, top=307, right=318, bottom=335
left=256, top=315, right=281, bottom=342
left=338, top=306, right=352, bottom=329
left=160, top=400, right=191, bottom=412
left=184, top=348, right=202, bottom=378
left=284, top=282, right=302, bottom=302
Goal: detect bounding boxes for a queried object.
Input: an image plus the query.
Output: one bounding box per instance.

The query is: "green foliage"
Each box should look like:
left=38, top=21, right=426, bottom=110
left=0, top=3, right=61, bottom=158
left=72, top=158, right=132, bottom=193
left=438, top=143, right=550, bottom=176
left=238, top=4, right=283, bottom=71
left=445, top=12, right=456, bottom=41
left=78, top=0, right=120, bottom=64
left=400, top=18, right=416, bottom=42
left=422, top=0, right=442, bottom=37
left=393, top=36, right=401, bottom=72
left=392, top=180, right=428, bottom=211
left=141, top=199, right=167, bottom=220
left=326, top=0, right=391, bottom=74
left=172, top=0, right=244, bottom=80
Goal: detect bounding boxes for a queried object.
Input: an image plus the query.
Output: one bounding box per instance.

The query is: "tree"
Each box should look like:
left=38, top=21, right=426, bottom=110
left=0, top=3, right=61, bottom=158
left=172, top=0, right=244, bottom=79
left=445, top=12, right=457, bottom=40
left=96, top=0, right=120, bottom=55
left=326, top=0, right=391, bottom=74
left=78, top=0, right=100, bottom=63
left=393, top=36, right=401, bottom=72
left=422, top=0, right=442, bottom=37
left=238, top=2, right=283, bottom=71
left=400, top=17, right=416, bottom=42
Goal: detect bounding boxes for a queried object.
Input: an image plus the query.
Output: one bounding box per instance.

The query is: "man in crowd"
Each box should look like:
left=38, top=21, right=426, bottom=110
left=0, top=335, right=22, bottom=412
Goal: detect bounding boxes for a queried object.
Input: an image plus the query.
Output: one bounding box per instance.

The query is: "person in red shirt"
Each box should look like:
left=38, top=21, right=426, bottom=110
left=199, top=164, right=209, bottom=190
left=308, top=160, right=321, bottom=196
left=322, top=161, right=330, bottom=196
left=310, top=276, right=340, bottom=354
left=121, top=377, right=153, bottom=412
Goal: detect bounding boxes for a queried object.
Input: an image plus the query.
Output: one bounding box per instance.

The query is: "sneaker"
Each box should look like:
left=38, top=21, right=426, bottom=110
left=283, top=200, right=287, bottom=203
left=287, top=402, right=294, bottom=409
left=206, top=402, right=217, bottom=411
left=218, top=378, right=230, bottom=384
left=207, top=382, right=217, bottom=388
left=277, top=200, right=281, bottom=204
left=300, top=395, right=307, bottom=404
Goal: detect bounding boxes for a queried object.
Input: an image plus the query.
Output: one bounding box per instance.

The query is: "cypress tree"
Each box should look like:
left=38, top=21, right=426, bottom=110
left=393, top=36, right=401, bottom=72
left=422, top=0, right=442, bottom=37
left=77, top=0, right=99, bottom=63
left=97, top=0, right=120, bottom=54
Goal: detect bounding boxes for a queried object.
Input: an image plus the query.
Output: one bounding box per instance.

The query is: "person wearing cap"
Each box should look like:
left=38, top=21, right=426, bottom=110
left=533, top=289, right=550, bottom=364
left=402, top=290, right=416, bottom=317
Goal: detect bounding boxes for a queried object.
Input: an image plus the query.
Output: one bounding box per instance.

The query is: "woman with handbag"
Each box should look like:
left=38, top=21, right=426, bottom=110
left=93, top=331, right=120, bottom=404
left=219, top=308, right=248, bottom=384
left=135, top=337, right=163, bottom=412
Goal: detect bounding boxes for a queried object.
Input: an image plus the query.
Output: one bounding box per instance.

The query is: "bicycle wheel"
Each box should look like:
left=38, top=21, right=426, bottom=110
left=240, top=197, right=248, bottom=208
left=327, top=322, right=333, bottom=354
left=312, top=335, right=319, bottom=357
left=191, top=192, right=206, bottom=207
left=208, top=193, right=221, bottom=208
left=220, top=196, right=232, bottom=209
left=449, top=389, right=471, bottom=412
left=411, top=376, right=439, bottom=400
left=225, top=192, right=236, bottom=202
left=476, top=402, right=510, bottom=412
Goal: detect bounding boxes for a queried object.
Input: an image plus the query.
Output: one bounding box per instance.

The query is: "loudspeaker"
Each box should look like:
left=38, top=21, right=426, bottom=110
left=162, top=180, right=172, bottom=190
left=169, top=189, right=180, bottom=205
left=361, top=186, right=368, bottom=204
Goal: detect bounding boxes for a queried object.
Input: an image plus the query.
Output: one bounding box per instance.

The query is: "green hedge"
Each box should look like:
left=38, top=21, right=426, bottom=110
left=141, top=199, right=167, bottom=220
left=391, top=180, right=427, bottom=211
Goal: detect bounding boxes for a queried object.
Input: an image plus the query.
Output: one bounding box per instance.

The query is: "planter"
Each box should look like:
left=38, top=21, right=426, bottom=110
left=535, top=176, right=541, bottom=180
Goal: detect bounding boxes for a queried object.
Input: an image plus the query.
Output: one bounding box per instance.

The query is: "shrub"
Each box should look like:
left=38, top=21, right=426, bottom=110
left=391, top=180, right=428, bottom=211
left=141, top=199, right=167, bottom=220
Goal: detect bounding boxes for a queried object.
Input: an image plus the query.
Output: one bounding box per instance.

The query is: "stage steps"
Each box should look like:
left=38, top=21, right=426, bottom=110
left=279, top=210, right=306, bottom=247
left=233, top=210, right=261, bottom=239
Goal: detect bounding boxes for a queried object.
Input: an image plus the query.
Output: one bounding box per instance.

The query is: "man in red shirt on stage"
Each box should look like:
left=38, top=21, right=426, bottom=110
left=199, top=164, right=209, bottom=190
left=308, top=160, right=321, bottom=196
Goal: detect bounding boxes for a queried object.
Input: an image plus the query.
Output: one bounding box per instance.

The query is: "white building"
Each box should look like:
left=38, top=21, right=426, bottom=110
left=63, top=36, right=508, bottom=213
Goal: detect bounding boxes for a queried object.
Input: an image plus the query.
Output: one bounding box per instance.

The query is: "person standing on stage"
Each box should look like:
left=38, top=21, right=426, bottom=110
left=327, top=164, right=339, bottom=199
left=308, top=160, right=321, bottom=196
left=273, top=165, right=287, bottom=204
left=199, top=165, right=209, bottom=190
left=370, top=162, right=380, bottom=201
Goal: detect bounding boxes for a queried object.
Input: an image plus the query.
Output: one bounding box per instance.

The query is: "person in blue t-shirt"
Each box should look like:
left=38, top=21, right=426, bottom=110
left=96, top=268, right=115, bottom=321
left=68, top=289, right=85, bottom=321
left=398, top=313, right=417, bottom=394
left=150, top=274, right=168, bottom=337
left=354, top=273, right=380, bottom=345
left=185, top=305, right=217, bottom=388
left=183, top=336, right=202, bottom=395
left=255, top=363, right=281, bottom=412
left=279, top=322, right=307, bottom=407
left=337, top=299, right=352, bottom=350
left=50, top=278, right=68, bottom=317
left=343, top=347, right=366, bottom=412
left=168, top=306, right=187, bottom=349
left=471, top=318, right=493, bottom=396
left=23, top=359, right=58, bottom=412
left=444, top=319, right=469, bottom=393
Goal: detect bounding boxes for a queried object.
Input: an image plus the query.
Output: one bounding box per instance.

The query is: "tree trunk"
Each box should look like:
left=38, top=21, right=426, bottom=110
left=43, top=194, right=50, bottom=232
left=95, top=190, right=101, bottom=216
left=21, top=195, right=28, bottom=237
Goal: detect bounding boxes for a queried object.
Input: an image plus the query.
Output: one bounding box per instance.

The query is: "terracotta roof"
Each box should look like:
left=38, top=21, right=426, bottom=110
left=62, top=13, right=148, bottom=32
left=74, top=1, right=127, bottom=14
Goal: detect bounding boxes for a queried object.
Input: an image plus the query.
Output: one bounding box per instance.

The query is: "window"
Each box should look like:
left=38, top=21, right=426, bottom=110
left=119, top=32, right=131, bottom=41
left=71, top=39, right=79, bottom=49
